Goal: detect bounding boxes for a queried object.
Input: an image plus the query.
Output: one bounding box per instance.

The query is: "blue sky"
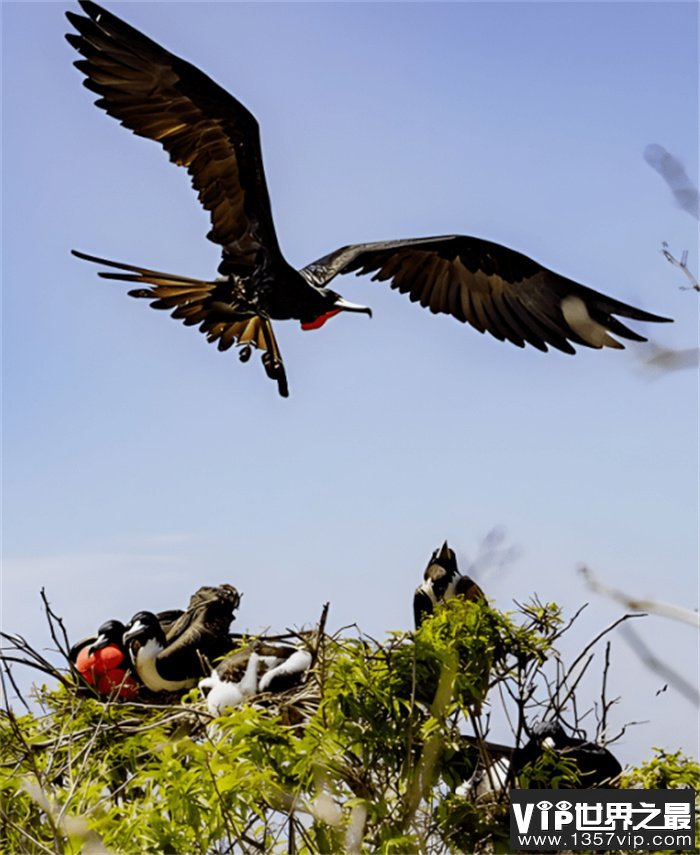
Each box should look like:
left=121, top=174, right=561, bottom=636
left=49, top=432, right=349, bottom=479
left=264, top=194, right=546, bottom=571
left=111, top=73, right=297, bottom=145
left=2, top=1, right=698, bottom=765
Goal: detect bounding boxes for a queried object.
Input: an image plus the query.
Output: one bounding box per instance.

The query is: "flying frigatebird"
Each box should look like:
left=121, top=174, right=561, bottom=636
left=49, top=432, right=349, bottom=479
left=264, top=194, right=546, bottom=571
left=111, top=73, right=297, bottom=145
left=66, top=1, right=671, bottom=397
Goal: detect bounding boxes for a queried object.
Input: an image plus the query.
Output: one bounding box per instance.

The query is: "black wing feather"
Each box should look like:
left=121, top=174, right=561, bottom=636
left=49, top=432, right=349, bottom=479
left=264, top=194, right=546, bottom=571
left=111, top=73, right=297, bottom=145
left=301, top=235, right=671, bottom=353
left=454, top=575, right=486, bottom=602
left=66, top=1, right=284, bottom=277
left=153, top=584, right=241, bottom=680
left=413, top=588, right=434, bottom=629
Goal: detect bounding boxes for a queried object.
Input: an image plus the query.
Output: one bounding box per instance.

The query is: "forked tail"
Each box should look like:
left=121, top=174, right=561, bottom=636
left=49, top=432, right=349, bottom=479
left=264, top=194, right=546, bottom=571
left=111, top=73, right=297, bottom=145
left=72, top=250, right=289, bottom=397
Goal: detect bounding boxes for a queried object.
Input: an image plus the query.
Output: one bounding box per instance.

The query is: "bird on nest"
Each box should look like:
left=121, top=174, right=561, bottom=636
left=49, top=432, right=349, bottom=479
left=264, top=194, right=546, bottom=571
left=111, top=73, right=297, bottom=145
left=65, top=1, right=671, bottom=397
left=199, top=641, right=313, bottom=717
left=69, top=609, right=183, bottom=699
left=510, top=720, right=622, bottom=788
left=123, top=584, right=241, bottom=693
left=70, top=619, right=139, bottom=699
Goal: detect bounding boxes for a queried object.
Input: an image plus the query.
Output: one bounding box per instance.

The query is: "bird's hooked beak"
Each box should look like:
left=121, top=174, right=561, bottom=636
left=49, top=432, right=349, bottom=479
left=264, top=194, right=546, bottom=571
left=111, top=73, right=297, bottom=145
left=433, top=540, right=453, bottom=563
left=334, top=297, right=372, bottom=318
left=88, top=633, right=110, bottom=655
left=122, top=620, right=146, bottom=646
left=301, top=298, right=372, bottom=331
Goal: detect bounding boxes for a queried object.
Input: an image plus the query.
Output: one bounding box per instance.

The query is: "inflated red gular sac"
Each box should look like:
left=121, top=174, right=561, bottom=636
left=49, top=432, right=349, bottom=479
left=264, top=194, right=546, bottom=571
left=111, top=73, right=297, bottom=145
left=70, top=619, right=140, bottom=699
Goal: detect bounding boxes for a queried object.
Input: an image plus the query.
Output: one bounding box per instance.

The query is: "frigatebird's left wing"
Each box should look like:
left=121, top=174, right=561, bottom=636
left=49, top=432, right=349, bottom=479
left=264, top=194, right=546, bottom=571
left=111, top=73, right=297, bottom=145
left=165, top=584, right=241, bottom=647
left=66, top=1, right=287, bottom=278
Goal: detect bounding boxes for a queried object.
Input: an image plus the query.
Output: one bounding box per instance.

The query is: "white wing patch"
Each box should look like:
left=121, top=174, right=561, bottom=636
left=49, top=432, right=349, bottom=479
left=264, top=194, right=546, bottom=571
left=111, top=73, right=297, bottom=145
left=561, top=295, right=623, bottom=348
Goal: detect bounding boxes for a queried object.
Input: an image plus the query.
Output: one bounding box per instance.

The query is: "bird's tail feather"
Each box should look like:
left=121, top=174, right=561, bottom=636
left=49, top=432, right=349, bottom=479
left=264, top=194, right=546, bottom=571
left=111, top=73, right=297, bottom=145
left=71, top=249, right=289, bottom=397
left=71, top=249, right=209, bottom=285
left=204, top=315, right=288, bottom=396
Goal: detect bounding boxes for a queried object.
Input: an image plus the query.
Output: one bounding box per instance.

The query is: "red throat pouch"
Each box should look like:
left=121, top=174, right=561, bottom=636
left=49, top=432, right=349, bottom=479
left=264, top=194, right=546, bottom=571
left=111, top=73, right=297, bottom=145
left=301, top=308, right=342, bottom=331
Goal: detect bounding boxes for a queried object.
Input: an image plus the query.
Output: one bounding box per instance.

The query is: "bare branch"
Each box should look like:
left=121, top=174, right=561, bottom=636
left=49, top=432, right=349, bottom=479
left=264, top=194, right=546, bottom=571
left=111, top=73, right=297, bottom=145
left=40, top=588, right=72, bottom=661
left=619, top=623, right=699, bottom=706
left=661, top=242, right=700, bottom=291
left=580, top=565, right=700, bottom=628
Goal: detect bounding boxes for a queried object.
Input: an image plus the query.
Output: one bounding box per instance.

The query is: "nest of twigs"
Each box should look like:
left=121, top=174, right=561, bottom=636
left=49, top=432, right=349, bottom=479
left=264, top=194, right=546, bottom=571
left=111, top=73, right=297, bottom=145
left=0, top=589, right=328, bottom=737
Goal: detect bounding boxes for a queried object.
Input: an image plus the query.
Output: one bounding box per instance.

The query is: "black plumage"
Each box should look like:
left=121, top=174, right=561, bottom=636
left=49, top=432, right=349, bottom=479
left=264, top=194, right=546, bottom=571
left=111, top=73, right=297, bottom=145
left=66, top=1, right=670, bottom=397
left=69, top=619, right=139, bottom=698
left=511, top=721, right=622, bottom=788
left=123, top=584, right=241, bottom=692
left=69, top=618, right=127, bottom=664
left=449, top=725, right=621, bottom=797
left=413, top=541, right=485, bottom=628
left=68, top=609, right=183, bottom=664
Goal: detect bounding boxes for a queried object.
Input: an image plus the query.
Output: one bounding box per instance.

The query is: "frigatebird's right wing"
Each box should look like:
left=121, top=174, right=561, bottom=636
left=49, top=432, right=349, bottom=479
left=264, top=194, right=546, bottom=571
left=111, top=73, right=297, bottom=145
left=302, top=235, right=671, bottom=353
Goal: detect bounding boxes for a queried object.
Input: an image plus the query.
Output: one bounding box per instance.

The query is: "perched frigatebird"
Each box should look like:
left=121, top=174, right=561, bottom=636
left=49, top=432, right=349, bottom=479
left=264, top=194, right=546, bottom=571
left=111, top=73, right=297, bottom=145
left=123, top=584, right=241, bottom=692
left=450, top=722, right=621, bottom=797
left=510, top=720, right=622, bottom=788
left=66, top=1, right=671, bottom=397
left=69, top=609, right=184, bottom=698
left=413, top=541, right=486, bottom=628
left=69, top=619, right=139, bottom=698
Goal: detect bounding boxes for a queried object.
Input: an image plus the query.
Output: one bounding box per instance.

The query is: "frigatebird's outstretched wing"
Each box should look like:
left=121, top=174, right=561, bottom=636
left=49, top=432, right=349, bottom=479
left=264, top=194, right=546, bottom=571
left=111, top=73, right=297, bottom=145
left=67, top=1, right=671, bottom=393
left=66, top=0, right=284, bottom=278
left=301, top=235, right=672, bottom=353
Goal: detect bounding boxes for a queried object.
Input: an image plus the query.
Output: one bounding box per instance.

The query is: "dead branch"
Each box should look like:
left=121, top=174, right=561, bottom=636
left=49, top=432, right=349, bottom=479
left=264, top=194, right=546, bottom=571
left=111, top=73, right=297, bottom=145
left=619, top=623, right=699, bottom=706
left=661, top=242, right=700, bottom=291
left=580, top=565, right=700, bottom=628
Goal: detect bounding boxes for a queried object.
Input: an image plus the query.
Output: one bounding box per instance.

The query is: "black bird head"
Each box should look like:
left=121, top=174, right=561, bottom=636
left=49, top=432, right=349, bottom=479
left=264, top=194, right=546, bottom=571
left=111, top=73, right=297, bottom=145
left=300, top=289, right=372, bottom=331
left=88, top=619, right=127, bottom=655
left=123, top=611, right=166, bottom=655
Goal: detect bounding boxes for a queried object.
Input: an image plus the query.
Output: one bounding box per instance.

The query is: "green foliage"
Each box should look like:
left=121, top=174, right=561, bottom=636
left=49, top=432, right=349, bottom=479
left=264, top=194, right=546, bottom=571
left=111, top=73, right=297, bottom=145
left=515, top=746, right=583, bottom=789
left=622, top=748, right=700, bottom=790
left=621, top=751, right=700, bottom=855
left=0, top=600, right=692, bottom=854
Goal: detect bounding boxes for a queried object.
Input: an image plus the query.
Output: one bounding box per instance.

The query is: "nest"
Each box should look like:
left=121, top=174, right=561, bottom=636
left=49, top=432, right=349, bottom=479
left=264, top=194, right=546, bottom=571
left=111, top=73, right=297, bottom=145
left=0, top=589, right=328, bottom=736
